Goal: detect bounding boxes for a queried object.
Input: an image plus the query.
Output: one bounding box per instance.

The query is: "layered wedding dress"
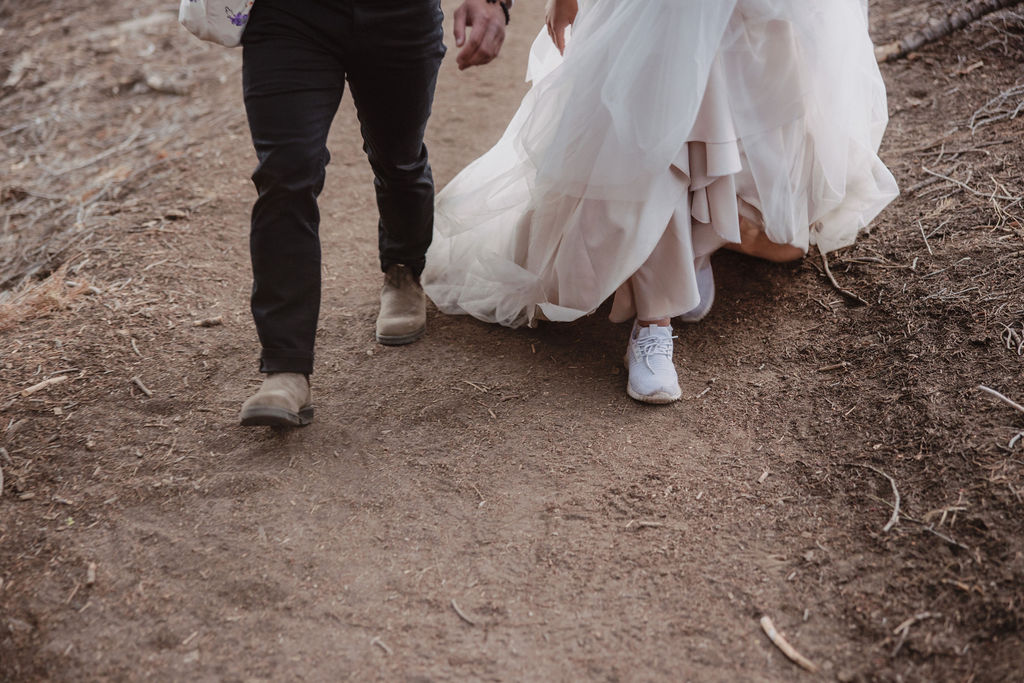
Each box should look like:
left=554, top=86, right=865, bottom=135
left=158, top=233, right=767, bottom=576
left=423, top=0, right=898, bottom=330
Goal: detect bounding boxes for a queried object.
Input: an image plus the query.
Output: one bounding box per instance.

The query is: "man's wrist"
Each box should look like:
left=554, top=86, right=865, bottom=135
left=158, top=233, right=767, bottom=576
left=485, top=0, right=511, bottom=24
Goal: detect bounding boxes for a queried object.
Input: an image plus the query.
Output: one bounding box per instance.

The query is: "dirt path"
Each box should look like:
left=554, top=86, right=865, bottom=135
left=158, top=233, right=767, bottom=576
left=2, top=1, right=1022, bottom=680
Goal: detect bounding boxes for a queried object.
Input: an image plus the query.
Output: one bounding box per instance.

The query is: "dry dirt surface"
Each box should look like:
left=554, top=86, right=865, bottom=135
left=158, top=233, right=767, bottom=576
left=1, top=1, right=1023, bottom=681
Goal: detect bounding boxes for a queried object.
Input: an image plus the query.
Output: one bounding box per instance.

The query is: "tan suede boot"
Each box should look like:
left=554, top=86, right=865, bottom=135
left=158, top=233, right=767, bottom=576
left=375, top=264, right=426, bottom=345
left=239, top=372, right=313, bottom=427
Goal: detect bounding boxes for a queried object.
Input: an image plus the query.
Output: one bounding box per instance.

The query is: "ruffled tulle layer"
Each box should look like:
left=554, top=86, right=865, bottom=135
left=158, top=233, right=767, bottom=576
left=423, top=0, right=898, bottom=328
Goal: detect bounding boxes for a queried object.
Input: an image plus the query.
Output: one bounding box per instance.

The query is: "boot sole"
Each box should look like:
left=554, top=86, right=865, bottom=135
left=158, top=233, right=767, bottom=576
left=239, top=405, right=314, bottom=428
left=375, top=326, right=425, bottom=346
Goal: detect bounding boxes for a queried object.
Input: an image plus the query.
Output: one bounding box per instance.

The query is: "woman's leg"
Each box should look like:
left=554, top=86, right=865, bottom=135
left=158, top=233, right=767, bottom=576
left=725, top=214, right=805, bottom=263
left=625, top=262, right=682, bottom=405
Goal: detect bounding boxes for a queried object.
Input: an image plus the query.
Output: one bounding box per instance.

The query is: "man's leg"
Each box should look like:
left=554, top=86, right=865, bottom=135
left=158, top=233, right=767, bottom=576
left=239, top=1, right=346, bottom=424
left=346, top=0, right=446, bottom=344
left=242, top=1, right=346, bottom=374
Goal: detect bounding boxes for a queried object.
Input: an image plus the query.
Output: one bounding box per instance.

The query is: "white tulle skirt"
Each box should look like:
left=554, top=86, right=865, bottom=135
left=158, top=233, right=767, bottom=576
left=423, top=0, right=899, bottom=328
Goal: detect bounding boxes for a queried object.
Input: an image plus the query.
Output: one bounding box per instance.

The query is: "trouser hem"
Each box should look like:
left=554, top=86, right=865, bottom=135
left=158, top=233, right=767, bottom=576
left=381, top=257, right=426, bottom=279
left=259, top=350, right=314, bottom=375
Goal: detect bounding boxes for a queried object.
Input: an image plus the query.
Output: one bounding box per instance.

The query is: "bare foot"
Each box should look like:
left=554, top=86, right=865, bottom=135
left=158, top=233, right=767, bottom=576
left=725, top=215, right=805, bottom=263
left=637, top=318, right=671, bottom=328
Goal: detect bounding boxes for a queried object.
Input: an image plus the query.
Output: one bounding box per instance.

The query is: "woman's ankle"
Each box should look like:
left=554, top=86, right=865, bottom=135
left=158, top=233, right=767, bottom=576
left=729, top=215, right=804, bottom=263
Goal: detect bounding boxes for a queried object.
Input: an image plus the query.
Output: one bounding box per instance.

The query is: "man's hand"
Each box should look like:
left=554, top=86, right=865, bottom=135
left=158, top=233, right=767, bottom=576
left=545, top=0, right=577, bottom=54
left=453, top=0, right=507, bottom=70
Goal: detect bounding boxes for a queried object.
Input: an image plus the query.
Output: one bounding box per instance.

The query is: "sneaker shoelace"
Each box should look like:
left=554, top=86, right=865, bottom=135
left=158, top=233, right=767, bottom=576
left=633, top=333, right=676, bottom=373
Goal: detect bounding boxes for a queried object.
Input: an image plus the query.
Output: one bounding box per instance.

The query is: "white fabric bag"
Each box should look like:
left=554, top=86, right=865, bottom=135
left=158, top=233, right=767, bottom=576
left=179, top=0, right=255, bottom=47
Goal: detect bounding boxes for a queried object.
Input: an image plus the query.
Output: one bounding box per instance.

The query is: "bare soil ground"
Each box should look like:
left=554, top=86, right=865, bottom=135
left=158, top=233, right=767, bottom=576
left=1, top=1, right=1022, bottom=680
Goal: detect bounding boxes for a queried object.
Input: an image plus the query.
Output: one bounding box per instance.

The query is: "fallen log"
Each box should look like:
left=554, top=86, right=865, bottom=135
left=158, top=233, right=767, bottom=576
left=876, top=0, right=1024, bottom=62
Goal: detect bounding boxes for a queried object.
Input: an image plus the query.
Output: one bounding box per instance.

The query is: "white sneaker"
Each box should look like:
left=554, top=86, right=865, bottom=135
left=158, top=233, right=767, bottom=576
left=677, top=263, right=715, bottom=323
left=625, top=323, right=682, bottom=404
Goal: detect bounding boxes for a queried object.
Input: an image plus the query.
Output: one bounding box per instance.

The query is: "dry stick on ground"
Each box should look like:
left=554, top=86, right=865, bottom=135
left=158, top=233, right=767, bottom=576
left=849, top=464, right=901, bottom=532
left=875, top=0, right=1024, bottom=62
left=625, top=519, right=665, bottom=530
left=864, top=492, right=972, bottom=551
left=821, top=251, right=869, bottom=306
left=450, top=598, right=477, bottom=626
left=970, top=84, right=1024, bottom=132
left=892, top=612, right=943, bottom=657
left=977, top=384, right=1024, bottom=414
left=19, top=374, right=68, bottom=398
left=370, top=636, right=393, bottom=656
left=921, top=166, right=1021, bottom=202
left=759, top=616, right=819, bottom=673
left=131, top=376, right=154, bottom=398
left=917, top=220, right=934, bottom=256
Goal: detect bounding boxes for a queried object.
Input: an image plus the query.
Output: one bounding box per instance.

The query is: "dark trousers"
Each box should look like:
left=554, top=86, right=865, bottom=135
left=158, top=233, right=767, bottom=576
left=241, top=0, right=445, bottom=374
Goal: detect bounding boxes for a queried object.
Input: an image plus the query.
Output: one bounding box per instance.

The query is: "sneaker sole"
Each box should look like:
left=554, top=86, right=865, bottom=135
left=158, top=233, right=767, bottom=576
left=375, top=326, right=425, bottom=346
left=623, top=353, right=682, bottom=405
left=627, top=385, right=682, bottom=405
left=239, top=405, right=314, bottom=428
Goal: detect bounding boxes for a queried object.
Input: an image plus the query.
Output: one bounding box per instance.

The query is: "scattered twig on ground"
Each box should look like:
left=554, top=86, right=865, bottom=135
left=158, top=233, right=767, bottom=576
left=924, top=503, right=969, bottom=528
left=821, top=251, right=868, bottom=306
left=477, top=400, right=497, bottom=419
left=817, top=362, right=850, bottom=373
left=625, top=520, right=665, bottom=530
left=904, top=176, right=944, bottom=197
left=848, top=464, right=901, bottom=532
left=970, top=84, right=1024, bottom=132
left=451, top=598, right=477, bottom=626
left=977, top=385, right=1024, bottom=415
left=759, top=615, right=819, bottom=673
left=917, top=220, right=934, bottom=256
left=470, top=483, right=485, bottom=503
left=20, top=374, right=68, bottom=398
left=921, top=166, right=1020, bottom=202
left=875, top=0, right=1024, bottom=62
left=131, top=376, right=154, bottom=398
left=370, top=636, right=393, bottom=656
left=892, top=612, right=943, bottom=657
left=1000, top=324, right=1024, bottom=356
left=865, top=493, right=972, bottom=551
left=192, top=316, right=223, bottom=328
left=924, top=526, right=972, bottom=551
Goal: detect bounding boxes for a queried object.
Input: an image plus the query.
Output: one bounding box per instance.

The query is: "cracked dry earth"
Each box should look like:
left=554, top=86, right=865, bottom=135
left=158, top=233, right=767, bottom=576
left=1, top=0, right=1023, bottom=681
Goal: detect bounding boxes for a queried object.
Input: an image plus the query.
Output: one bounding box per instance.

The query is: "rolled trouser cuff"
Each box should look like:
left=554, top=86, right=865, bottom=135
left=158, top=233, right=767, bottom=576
left=259, top=348, right=314, bottom=375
